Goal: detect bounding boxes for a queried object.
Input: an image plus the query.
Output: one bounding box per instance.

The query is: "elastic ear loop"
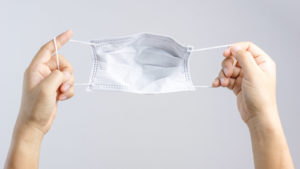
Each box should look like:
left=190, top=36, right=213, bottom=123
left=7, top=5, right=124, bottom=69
left=53, top=38, right=94, bottom=87
left=68, top=39, right=97, bottom=87
left=53, top=37, right=60, bottom=70
left=53, top=38, right=98, bottom=70
left=190, top=44, right=231, bottom=88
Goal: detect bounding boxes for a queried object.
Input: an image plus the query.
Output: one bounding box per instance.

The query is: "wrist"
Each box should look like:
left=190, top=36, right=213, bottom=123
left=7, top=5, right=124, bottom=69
left=246, top=104, right=280, bottom=128
left=246, top=109, right=284, bottom=141
left=5, top=117, right=44, bottom=169
left=13, top=121, right=44, bottom=146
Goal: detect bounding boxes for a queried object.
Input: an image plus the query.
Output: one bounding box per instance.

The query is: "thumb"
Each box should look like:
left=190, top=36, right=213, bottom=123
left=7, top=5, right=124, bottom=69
left=231, top=46, right=260, bottom=79
left=39, top=70, right=67, bottom=93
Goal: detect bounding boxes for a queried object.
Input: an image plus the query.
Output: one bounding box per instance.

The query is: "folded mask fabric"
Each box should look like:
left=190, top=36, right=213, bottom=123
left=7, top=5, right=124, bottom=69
left=53, top=33, right=230, bottom=94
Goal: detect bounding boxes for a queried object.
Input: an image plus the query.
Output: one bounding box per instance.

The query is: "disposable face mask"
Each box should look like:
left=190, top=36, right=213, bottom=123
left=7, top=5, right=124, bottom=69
left=53, top=33, right=230, bottom=94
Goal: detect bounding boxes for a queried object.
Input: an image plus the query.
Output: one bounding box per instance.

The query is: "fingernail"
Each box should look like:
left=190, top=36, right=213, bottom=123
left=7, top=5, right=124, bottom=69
left=59, top=95, right=67, bottom=100
left=62, top=84, right=70, bottom=92
left=223, top=67, right=229, bottom=77
left=231, top=46, right=241, bottom=54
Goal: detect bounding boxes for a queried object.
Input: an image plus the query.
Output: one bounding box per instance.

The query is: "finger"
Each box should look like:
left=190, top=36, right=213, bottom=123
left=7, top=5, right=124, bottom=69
left=231, top=42, right=271, bottom=67
left=223, top=48, right=231, bottom=57
left=58, top=87, right=74, bottom=101
left=212, top=78, right=220, bottom=87
left=254, top=54, right=268, bottom=66
left=31, top=30, right=73, bottom=66
left=60, top=75, right=74, bottom=93
left=48, top=54, right=74, bottom=73
left=39, top=70, right=68, bottom=93
left=222, top=56, right=234, bottom=77
left=218, top=70, right=229, bottom=87
left=232, top=66, right=241, bottom=78
left=232, top=76, right=243, bottom=95
left=231, top=46, right=260, bottom=78
left=227, top=78, right=236, bottom=90
left=231, top=41, right=268, bottom=58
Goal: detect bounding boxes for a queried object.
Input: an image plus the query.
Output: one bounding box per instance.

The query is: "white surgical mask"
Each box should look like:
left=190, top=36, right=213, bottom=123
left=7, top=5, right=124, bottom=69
left=53, top=33, right=230, bottom=94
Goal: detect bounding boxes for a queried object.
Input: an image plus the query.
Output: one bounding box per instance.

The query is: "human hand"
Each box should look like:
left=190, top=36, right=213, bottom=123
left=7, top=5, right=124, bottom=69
left=213, top=42, right=278, bottom=127
left=16, top=30, right=74, bottom=135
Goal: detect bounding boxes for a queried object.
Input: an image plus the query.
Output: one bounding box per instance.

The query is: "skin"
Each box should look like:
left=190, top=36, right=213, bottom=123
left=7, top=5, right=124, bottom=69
left=4, top=33, right=294, bottom=169
left=213, top=42, right=294, bottom=169
left=5, top=30, right=74, bottom=169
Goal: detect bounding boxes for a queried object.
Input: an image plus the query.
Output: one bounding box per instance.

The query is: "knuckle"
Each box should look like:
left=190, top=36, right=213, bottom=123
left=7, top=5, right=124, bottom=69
left=71, top=76, right=75, bottom=83
left=24, top=65, right=38, bottom=76
left=272, top=60, right=277, bottom=68
left=69, top=88, right=75, bottom=97
left=222, top=57, right=233, bottom=66
left=70, top=65, right=74, bottom=72
left=246, top=41, right=254, bottom=46
left=236, top=50, right=246, bottom=56
left=271, top=58, right=276, bottom=64
left=70, top=91, right=75, bottom=97
left=60, top=55, right=73, bottom=72
left=66, top=62, right=74, bottom=72
left=221, top=59, right=226, bottom=66
left=51, top=70, right=64, bottom=81
left=24, top=67, right=31, bottom=76
left=54, top=69, right=61, bottom=74
left=53, top=70, right=63, bottom=76
left=40, top=43, right=51, bottom=52
left=219, top=70, right=225, bottom=77
left=238, top=50, right=251, bottom=58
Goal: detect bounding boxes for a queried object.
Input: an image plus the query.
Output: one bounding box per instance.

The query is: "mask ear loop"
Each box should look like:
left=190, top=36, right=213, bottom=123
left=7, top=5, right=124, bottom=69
left=53, top=37, right=60, bottom=70
left=189, top=44, right=232, bottom=88
left=69, top=39, right=97, bottom=46
left=191, top=44, right=231, bottom=52
left=66, top=39, right=98, bottom=88
left=53, top=38, right=95, bottom=87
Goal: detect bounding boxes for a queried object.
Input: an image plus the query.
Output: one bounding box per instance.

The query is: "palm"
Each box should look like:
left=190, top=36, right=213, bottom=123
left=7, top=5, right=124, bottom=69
left=27, top=64, right=59, bottom=133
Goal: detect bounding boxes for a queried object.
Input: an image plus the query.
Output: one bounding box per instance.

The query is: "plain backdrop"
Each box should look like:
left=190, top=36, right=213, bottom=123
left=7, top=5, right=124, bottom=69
left=0, top=0, right=299, bottom=169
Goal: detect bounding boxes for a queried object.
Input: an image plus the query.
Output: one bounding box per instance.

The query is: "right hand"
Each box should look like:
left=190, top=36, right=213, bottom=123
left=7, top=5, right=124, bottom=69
left=17, top=30, right=74, bottom=136
left=213, top=42, right=278, bottom=127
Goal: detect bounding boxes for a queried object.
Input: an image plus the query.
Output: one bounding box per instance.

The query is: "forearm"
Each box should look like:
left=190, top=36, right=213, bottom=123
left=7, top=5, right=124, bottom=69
left=247, top=112, right=294, bottom=169
left=5, top=121, right=44, bottom=169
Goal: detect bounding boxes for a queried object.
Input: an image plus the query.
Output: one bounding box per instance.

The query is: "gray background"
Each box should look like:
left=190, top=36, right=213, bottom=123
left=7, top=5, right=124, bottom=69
left=0, top=0, right=299, bottom=169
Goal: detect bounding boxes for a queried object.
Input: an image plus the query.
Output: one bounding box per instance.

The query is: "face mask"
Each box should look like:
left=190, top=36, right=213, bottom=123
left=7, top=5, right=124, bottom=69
left=53, top=33, right=230, bottom=94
